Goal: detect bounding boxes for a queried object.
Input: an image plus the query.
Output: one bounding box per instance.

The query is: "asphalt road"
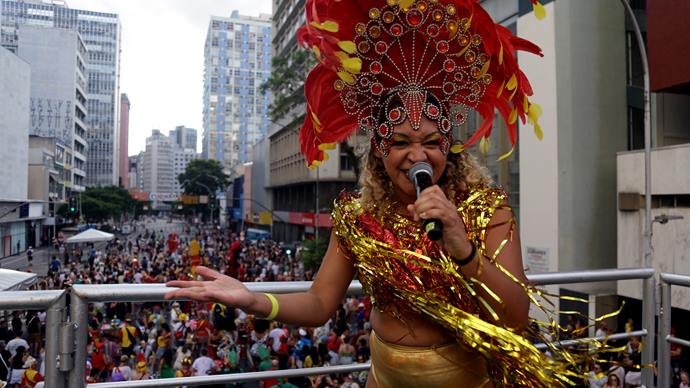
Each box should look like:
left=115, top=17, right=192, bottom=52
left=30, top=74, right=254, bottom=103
left=0, top=218, right=191, bottom=276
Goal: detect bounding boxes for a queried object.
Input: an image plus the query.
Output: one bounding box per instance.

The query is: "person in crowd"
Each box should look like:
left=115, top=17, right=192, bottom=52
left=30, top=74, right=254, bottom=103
left=191, top=348, right=213, bottom=377
left=604, top=373, right=621, bottom=388
left=119, top=317, right=140, bottom=357
left=8, top=345, right=26, bottom=387
left=131, top=360, right=150, bottom=381
left=109, top=355, right=130, bottom=382
left=6, top=332, right=28, bottom=359
left=158, top=348, right=175, bottom=379
left=338, top=335, right=355, bottom=365
left=174, top=357, right=193, bottom=378
left=679, top=370, right=690, bottom=388
left=19, top=356, right=43, bottom=388
left=587, top=362, right=608, bottom=388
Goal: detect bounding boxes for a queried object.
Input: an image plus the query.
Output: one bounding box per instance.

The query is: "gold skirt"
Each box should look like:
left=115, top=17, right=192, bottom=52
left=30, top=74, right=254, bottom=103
left=369, top=330, right=491, bottom=388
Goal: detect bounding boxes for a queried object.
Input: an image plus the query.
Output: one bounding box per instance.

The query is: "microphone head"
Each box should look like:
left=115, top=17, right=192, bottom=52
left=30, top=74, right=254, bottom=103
left=407, top=162, right=433, bottom=182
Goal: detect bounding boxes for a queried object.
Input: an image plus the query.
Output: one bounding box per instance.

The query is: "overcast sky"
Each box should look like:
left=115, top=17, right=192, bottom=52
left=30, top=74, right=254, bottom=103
left=67, top=0, right=273, bottom=156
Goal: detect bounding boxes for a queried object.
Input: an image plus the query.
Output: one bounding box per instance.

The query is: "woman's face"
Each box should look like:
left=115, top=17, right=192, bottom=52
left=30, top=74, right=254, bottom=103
left=608, top=375, right=619, bottom=386
left=379, top=115, right=447, bottom=204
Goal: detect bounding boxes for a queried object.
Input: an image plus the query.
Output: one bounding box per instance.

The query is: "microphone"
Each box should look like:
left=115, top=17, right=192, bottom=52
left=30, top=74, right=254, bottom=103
left=407, top=162, right=443, bottom=241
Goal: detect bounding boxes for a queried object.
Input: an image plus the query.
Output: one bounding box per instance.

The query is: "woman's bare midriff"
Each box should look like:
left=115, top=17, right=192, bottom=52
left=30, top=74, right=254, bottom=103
left=369, top=306, right=455, bottom=346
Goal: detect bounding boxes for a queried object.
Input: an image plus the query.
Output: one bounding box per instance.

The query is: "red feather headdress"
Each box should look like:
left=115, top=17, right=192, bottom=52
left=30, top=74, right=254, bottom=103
left=298, top=0, right=545, bottom=168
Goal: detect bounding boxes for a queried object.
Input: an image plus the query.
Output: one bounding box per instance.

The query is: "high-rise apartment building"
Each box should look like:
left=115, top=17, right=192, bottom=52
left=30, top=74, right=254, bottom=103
left=142, top=130, right=174, bottom=199
left=139, top=128, right=200, bottom=208
left=128, top=155, right=139, bottom=191
left=172, top=147, right=199, bottom=195
left=119, top=93, right=130, bottom=188
left=169, top=125, right=197, bottom=152
left=202, top=11, right=272, bottom=173
left=1, top=0, right=121, bottom=187
left=17, top=25, right=88, bottom=194
left=0, top=45, right=35, bottom=257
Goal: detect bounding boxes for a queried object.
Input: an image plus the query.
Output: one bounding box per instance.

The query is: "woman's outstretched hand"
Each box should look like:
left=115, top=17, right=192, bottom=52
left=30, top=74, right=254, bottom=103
left=164, top=266, right=256, bottom=310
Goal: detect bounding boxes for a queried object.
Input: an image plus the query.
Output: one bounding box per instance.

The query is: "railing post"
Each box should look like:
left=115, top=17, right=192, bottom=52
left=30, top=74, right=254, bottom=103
left=641, top=276, right=656, bottom=387
left=68, top=293, right=88, bottom=388
left=659, top=281, right=671, bottom=388
left=45, top=292, right=67, bottom=388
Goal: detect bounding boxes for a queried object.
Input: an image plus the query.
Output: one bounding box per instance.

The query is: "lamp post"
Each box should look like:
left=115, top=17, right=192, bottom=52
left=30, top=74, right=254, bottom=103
left=180, top=179, right=214, bottom=225
left=198, top=173, right=227, bottom=227
left=620, top=2, right=652, bottom=387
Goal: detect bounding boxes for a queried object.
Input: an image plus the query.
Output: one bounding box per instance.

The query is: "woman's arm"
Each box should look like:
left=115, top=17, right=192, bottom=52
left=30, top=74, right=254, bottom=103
left=165, top=230, right=355, bottom=327
left=458, top=204, right=530, bottom=330
left=410, top=187, right=529, bottom=329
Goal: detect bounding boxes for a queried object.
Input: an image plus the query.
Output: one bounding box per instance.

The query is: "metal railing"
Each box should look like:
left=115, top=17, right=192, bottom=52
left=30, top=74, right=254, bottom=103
left=658, top=272, right=690, bottom=388
left=0, top=290, right=68, bottom=387
left=0, top=268, right=663, bottom=388
left=68, top=281, right=364, bottom=388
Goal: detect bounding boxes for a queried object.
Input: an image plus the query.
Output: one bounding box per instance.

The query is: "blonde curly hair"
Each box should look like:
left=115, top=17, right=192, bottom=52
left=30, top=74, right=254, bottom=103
left=359, top=145, right=493, bottom=216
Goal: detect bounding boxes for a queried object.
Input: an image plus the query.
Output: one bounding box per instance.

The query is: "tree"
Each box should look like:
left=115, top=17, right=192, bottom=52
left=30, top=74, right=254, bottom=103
left=79, top=186, right=136, bottom=222
left=178, top=159, right=229, bottom=195
left=261, top=48, right=362, bottom=181
left=299, top=236, right=329, bottom=271
left=260, top=49, right=315, bottom=127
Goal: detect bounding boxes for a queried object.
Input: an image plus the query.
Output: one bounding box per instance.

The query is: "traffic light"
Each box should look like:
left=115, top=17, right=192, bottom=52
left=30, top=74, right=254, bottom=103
left=68, top=197, right=79, bottom=217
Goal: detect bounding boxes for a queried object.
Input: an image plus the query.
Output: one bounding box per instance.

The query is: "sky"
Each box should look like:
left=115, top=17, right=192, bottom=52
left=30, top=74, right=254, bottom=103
left=67, top=0, right=273, bottom=156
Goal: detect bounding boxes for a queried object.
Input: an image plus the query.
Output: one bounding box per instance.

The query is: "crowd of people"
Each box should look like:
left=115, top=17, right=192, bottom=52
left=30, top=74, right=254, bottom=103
left=0, top=219, right=688, bottom=387
left=0, top=220, right=373, bottom=387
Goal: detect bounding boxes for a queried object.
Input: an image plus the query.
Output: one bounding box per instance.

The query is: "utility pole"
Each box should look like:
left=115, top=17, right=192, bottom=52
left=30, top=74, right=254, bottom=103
left=620, top=2, right=652, bottom=387
left=315, top=166, right=320, bottom=241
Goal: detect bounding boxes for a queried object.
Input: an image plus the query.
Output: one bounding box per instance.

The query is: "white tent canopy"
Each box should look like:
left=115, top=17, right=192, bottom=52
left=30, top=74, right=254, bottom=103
left=0, top=268, right=38, bottom=291
left=65, top=228, right=114, bottom=244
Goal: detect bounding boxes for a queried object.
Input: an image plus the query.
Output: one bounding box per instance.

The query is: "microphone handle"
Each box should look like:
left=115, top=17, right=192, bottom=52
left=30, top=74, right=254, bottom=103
left=423, top=218, right=443, bottom=241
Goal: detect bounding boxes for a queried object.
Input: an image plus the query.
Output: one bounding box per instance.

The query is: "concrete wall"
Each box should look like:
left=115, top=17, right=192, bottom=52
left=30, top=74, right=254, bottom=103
left=27, top=157, right=49, bottom=201
left=0, top=47, right=30, bottom=201
left=251, top=137, right=271, bottom=215
left=617, top=144, right=690, bottom=310
left=17, top=25, right=78, bottom=144
left=656, top=92, right=690, bottom=146
left=519, top=1, right=627, bottom=296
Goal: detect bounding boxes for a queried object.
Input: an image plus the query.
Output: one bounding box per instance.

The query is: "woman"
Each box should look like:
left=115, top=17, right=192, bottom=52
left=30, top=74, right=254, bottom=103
left=337, top=336, right=355, bottom=365
left=158, top=348, right=175, bottom=379
left=166, top=0, right=557, bottom=386
left=131, top=361, right=150, bottom=380
left=8, top=346, right=26, bottom=387
left=603, top=373, right=621, bottom=388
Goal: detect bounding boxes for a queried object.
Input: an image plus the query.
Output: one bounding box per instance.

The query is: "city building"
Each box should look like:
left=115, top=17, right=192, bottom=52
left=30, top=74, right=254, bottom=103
left=16, top=24, right=88, bottom=195
left=141, top=130, right=174, bottom=208
left=1, top=0, right=121, bottom=187
left=119, top=93, right=130, bottom=188
left=229, top=136, right=272, bottom=232
left=172, top=146, right=199, bottom=196
left=137, top=128, right=201, bottom=210
left=616, top=0, right=690, bottom=314
left=0, top=46, right=29, bottom=202
left=133, top=152, right=145, bottom=191
left=265, top=0, right=359, bottom=242
left=518, top=0, right=690, bottom=328
left=127, top=155, right=139, bottom=191
left=169, top=125, right=197, bottom=152
left=0, top=45, right=42, bottom=257
left=27, top=136, right=62, bottom=241
left=202, top=11, right=272, bottom=173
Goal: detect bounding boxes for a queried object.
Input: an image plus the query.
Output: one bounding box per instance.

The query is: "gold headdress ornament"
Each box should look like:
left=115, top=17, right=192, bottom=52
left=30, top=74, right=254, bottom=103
left=298, top=0, right=546, bottom=167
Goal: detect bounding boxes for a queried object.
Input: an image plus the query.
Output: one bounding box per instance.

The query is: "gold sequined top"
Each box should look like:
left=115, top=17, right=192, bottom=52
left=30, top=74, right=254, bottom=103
left=332, top=186, right=576, bottom=387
